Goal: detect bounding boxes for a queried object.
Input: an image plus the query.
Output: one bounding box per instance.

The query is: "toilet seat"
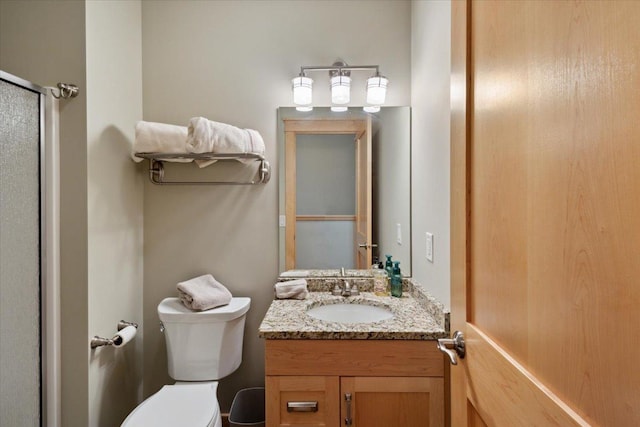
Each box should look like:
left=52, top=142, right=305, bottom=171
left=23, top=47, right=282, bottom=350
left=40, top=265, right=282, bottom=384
left=121, top=382, right=220, bottom=427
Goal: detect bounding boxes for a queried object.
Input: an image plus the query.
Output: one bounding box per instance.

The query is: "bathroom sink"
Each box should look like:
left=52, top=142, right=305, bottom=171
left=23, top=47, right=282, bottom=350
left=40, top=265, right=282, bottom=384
left=306, top=303, right=393, bottom=324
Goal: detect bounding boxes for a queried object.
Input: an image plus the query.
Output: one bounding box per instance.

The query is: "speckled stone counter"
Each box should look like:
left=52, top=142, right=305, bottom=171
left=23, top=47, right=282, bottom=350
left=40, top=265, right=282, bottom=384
left=259, top=276, right=448, bottom=340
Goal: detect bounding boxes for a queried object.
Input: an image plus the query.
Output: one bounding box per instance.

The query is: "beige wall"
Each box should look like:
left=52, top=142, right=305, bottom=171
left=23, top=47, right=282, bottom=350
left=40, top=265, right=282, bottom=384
left=411, top=0, right=452, bottom=309
left=1, top=1, right=145, bottom=425
left=141, top=0, right=411, bottom=411
left=0, top=1, right=89, bottom=425
left=86, top=1, right=144, bottom=426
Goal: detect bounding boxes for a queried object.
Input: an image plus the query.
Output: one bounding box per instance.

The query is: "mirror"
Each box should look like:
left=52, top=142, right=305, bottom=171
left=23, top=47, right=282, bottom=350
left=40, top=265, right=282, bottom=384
left=278, top=107, right=411, bottom=275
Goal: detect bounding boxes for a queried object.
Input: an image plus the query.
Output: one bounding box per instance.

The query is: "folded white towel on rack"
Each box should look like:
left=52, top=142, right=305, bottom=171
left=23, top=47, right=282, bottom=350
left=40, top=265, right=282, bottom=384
left=274, top=279, right=308, bottom=300
left=177, top=274, right=232, bottom=311
left=186, top=117, right=265, bottom=167
left=132, top=121, right=191, bottom=163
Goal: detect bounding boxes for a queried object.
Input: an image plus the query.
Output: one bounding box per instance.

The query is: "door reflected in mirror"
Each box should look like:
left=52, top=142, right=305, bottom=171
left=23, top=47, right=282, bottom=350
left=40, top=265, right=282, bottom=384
left=278, top=107, right=411, bottom=276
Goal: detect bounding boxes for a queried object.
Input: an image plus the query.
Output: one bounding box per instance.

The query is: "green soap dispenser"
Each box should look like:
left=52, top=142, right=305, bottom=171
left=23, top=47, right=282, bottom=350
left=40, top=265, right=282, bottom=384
left=384, top=254, right=393, bottom=277
left=391, top=261, right=403, bottom=298
left=384, top=255, right=393, bottom=294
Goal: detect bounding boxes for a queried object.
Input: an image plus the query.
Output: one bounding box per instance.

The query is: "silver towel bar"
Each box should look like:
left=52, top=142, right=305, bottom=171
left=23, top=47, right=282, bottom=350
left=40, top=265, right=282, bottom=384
left=135, top=152, right=271, bottom=185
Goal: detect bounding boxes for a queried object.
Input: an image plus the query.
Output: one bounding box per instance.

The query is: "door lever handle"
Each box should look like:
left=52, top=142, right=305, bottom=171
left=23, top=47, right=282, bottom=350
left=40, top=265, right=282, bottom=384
left=437, top=331, right=465, bottom=365
left=358, top=243, right=378, bottom=249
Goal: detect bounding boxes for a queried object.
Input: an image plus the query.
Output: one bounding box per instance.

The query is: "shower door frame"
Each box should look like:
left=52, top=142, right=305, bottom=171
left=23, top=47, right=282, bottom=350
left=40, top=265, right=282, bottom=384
left=0, top=70, right=59, bottom=427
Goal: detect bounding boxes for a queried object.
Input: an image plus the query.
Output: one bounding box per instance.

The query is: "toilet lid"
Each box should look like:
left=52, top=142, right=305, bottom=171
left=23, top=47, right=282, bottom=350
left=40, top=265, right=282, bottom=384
left=158, top=297, right=251, bottom=323
left=121, top=382, right=219, bottom=427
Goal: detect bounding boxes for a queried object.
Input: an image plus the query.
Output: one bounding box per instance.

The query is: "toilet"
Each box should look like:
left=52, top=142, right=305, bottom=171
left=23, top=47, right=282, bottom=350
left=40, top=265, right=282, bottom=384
left=121, top=296, right=251, bottom=427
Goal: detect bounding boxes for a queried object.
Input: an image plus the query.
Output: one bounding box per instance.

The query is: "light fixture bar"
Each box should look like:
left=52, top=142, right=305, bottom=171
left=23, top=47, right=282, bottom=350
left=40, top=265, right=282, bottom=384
left=300, top=65, right=380, bottom=74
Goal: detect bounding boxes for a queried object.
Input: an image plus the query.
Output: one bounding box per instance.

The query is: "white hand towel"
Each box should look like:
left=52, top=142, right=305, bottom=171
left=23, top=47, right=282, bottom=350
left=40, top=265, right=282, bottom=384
left=132, top=121, right=191, bottom=163
left=177, top=274, right=232, bottom=311
left=274, top=279, right=308, bottom=300
left=186, top=117, right=265, bottom=167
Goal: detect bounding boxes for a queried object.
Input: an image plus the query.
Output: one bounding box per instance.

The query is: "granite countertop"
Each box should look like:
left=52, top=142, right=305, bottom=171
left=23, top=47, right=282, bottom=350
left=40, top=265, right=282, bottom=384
left=258, top=278, right=448, bottom=340
left=280, top=269, right=387, bottom=278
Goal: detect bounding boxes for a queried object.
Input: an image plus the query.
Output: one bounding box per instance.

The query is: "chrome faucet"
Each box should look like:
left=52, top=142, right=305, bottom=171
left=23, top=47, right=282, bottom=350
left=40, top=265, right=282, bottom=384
left=342, top=281, right=352, bottom=296
left=331, top=280, right=359, bottom=297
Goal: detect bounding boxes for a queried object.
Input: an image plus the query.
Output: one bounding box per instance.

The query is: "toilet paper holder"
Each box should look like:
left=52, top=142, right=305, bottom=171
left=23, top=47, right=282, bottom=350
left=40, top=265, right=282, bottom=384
left=90, top=320, right=139, bottom=349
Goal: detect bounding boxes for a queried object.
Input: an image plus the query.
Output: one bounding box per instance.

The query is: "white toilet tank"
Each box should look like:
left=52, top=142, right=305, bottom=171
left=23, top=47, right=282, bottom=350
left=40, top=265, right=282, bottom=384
left=158, top=297, right=251, bottom=381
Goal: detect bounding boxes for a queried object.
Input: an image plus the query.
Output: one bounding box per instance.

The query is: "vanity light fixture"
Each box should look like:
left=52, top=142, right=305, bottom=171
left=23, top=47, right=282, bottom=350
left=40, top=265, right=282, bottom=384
left=292, top=74, right=313, bottom=112
left=292, top=60, right=389, bottom=112
left=330, top=72, right=351, bottom=105
left=366, top=75, right=389, bottom=105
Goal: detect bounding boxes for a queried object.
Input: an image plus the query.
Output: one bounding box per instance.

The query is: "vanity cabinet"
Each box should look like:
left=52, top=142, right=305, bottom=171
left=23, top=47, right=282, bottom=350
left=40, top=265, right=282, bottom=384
left=265, top=340, right=445, bottom=427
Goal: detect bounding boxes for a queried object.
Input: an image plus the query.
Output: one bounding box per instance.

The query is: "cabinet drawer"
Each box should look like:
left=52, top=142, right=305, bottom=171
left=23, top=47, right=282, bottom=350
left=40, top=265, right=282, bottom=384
left=266, top=340, right=444, bottom=377
left=266, top=376, right=339, bottom=427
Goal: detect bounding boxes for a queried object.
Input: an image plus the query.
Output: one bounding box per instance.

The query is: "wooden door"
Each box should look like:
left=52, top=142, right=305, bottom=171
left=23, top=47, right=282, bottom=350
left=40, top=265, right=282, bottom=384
left=341, top=377, right=444, bottom=427
left=354, top=118, right=372, bottom=269
left=450, top=1, right=640, bottom=426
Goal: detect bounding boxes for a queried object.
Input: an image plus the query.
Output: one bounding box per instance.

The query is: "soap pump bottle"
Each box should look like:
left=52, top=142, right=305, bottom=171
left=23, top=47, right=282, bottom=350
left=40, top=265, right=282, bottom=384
left=391, top=261, right=403, bottom=298
left=384, top=254, right=393, bottom=277
left=384, top=255, right=393, bottom=293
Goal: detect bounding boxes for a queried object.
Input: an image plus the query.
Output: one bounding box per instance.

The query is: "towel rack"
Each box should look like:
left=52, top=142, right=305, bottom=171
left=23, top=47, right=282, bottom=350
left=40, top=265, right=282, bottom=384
left=135, top=152, right=271, bottom=185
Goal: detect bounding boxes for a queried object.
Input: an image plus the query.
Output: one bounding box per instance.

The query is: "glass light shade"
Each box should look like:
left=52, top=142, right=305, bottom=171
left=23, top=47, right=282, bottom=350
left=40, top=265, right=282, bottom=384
left=366, top=76, right=388, bottom=105
left=330, top=75, right=351, bottom=105
left=363, top=105, right=380, bottom=113
left=292, top=76, right=313, bottom=106
left=331, top=106, right=348, bottom=112
left=296, top=106, right=313, bottom=112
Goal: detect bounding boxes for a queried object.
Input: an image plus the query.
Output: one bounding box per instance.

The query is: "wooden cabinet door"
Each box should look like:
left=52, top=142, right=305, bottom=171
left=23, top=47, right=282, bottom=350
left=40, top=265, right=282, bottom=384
left=340, top=377, right=444, bottom=427
left=450, top=0, right=640, bottom=426
left=266, top=376, right=340, bottom=427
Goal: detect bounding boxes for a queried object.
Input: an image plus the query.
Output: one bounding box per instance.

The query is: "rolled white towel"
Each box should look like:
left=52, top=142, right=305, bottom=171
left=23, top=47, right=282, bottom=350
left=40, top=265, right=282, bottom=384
left=274, top=279, right=308, bottom=300
left=186, top=117, right=265, bottom=167
left=132, top=121, right=191, bottom=163
left=177, top=274, right=232, bottom=311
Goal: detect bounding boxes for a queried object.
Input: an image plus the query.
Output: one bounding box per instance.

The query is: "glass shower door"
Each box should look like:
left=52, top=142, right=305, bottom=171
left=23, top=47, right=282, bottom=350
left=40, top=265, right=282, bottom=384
left=0, top=73, right=44, bottom=426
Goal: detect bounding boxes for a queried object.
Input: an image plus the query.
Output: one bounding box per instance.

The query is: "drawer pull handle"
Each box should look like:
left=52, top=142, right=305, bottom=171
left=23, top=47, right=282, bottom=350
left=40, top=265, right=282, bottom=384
left=287, top=401, right=318, bottom=412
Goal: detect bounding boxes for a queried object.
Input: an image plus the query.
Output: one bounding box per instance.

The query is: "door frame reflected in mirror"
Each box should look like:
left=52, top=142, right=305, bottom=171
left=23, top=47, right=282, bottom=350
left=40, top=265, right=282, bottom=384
left=283, top=118, right=373, bottom=270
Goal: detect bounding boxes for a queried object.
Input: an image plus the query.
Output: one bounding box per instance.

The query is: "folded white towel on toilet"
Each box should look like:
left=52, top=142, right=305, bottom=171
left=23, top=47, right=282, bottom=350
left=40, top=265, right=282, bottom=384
left=177, top=274, right=232, bottom=311
left=132, top=121, right=191, bottom=163
left=186, top=117, right=265, bottom=167
left=274, top=279, right=308, bottom=300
